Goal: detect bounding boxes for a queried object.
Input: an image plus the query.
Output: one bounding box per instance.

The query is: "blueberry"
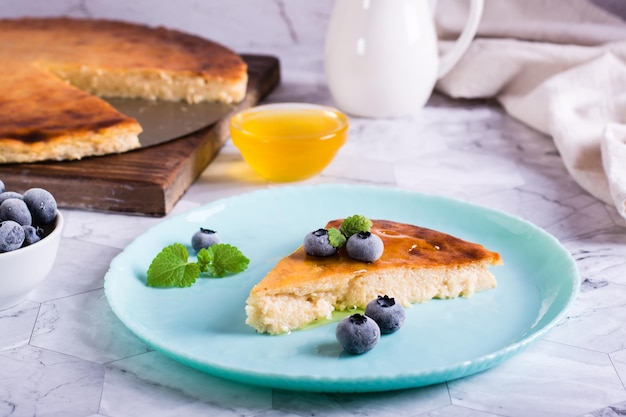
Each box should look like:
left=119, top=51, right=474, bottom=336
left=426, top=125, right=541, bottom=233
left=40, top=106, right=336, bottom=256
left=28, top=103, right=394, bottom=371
left=303, top=228, right=337, bottom=257
left=335, top=313, right=380, bottom=354
left=346, top=231, right=384, bottom=262
left=0, top=220, right=26, bottom=252
left=0, top=198, right=32, bottom=226
left=191, top=228, right=220, bottom=252
left=0, top=179, right=4, bottom=194
left=23, top=188, right=57, bottom=225
left=365, top=295, right=406, bottom=334
left=22, top=225, right=43, bottom=246
left=0, top=191, right=23, bottom=205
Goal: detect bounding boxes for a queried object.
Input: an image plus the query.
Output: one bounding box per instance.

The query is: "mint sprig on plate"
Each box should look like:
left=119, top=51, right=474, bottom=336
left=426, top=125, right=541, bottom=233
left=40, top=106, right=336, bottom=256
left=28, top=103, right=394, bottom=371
left=147, top=242, right=250, bottom=288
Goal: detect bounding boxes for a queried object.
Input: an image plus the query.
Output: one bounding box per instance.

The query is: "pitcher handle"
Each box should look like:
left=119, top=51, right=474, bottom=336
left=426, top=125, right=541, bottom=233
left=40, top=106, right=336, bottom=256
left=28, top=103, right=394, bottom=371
left=437, top=0, right=484, bottom=78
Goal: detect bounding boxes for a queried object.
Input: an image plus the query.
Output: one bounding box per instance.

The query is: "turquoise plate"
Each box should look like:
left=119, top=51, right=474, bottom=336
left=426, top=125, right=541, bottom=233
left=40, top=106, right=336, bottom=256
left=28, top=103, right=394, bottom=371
left=104, top=184, right=579, bottom=392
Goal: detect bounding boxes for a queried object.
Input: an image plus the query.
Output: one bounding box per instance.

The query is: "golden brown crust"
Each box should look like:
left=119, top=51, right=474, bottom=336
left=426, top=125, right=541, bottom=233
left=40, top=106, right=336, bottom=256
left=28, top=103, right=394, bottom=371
left=0, top=65, right=137, bottom=144
left=251, top=219, right=502, bottom=295
left=1, top=17, right=247, bottom=79
left=0, top=17, right=247, bottom=162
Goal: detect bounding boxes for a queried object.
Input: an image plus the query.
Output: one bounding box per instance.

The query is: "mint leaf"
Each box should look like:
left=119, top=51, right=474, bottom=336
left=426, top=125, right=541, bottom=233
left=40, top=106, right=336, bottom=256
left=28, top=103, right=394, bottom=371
left=204, top=243, right=250, bottom=278
left=147, top=243, right=200, bottom=287
left=196, top=247, right=213, bottom=273
left=327, top=227, right=347, bottom=248
left=340, top=214, right=372, bottom=238
left=146, top=241, right=250, bottom=287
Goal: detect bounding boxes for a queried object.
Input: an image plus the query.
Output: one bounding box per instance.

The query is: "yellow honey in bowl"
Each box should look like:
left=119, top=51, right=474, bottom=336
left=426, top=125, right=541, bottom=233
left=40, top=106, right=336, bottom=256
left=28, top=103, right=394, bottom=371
left=230, top=103, right=349, bottom=182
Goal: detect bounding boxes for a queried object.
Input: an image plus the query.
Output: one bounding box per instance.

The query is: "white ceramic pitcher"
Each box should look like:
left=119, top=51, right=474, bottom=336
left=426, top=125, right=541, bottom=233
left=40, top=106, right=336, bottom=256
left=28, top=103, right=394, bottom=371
left=324, top=0, right=484, bottom=118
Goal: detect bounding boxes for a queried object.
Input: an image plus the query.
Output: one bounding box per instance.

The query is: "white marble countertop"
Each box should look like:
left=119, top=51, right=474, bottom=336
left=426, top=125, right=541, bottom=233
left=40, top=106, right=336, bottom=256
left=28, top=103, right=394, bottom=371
left=3, top=2, right=626, bottom=416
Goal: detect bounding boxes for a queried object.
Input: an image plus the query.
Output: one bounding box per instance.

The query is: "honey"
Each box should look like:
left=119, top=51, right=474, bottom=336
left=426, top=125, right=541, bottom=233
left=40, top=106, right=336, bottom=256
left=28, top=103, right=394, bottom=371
left=229, top=103, right=349, bottom=182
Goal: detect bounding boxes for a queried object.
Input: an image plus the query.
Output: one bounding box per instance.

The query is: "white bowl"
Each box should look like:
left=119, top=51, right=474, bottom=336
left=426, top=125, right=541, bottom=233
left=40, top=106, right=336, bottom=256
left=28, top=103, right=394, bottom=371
left=0, top=210, right=64, bottom=310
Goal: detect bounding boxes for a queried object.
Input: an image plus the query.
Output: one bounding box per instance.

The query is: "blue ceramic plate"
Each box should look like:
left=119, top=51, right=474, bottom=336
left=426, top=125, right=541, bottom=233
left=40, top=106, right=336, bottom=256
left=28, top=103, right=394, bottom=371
left=104, top=184, right=579, bottom=392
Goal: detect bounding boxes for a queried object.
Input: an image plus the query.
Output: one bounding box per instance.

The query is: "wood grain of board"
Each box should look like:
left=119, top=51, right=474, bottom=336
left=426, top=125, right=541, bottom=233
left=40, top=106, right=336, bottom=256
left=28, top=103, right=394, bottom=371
left=0, top=54, right=280, bottom=217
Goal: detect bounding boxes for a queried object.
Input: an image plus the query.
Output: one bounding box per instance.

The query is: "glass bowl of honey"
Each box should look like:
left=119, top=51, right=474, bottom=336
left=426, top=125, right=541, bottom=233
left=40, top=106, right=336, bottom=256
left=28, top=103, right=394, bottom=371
left=229, top=103, right=349, bottom=182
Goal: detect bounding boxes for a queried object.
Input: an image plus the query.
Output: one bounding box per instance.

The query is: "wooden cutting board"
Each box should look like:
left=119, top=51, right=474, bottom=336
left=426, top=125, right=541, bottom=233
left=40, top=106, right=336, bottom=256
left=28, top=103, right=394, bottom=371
left=0, top=54, right=280, bottom=217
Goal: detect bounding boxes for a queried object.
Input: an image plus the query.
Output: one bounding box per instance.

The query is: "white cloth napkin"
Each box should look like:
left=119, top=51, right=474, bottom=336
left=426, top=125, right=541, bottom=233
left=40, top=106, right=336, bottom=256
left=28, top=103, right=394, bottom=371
left=434, top=0, right=626, bottom=219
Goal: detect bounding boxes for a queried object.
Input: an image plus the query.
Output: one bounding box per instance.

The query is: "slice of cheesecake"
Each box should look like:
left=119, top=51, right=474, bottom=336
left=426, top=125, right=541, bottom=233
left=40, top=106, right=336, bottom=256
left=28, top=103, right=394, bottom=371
left=246, top=219, right=503, bottom=334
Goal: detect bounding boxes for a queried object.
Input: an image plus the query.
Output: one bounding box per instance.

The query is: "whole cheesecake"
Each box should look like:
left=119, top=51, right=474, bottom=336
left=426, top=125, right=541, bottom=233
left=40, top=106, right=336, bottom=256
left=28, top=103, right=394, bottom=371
left=246, top=219, right=503, bottom=334
left=0, top=17, right=248, bottom=163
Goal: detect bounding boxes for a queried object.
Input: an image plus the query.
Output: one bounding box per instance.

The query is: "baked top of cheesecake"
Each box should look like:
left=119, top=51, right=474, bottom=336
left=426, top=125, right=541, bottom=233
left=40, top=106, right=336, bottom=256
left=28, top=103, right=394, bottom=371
left=249, top=219, right=502, bottom=295
left=246, top=219, right=503, bottom=334
left=0, top=17, right=248, bottom=163
left=0, top=63, right=138, bottom=144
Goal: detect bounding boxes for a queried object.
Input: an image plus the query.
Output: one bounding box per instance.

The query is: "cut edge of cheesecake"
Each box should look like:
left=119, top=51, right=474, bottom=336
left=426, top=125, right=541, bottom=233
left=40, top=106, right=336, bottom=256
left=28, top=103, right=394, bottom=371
left=245, top=219, right=503, bottom=335
left=43, top=62, right=248, bottom=105
left=0, top=121, right=142, bottom=164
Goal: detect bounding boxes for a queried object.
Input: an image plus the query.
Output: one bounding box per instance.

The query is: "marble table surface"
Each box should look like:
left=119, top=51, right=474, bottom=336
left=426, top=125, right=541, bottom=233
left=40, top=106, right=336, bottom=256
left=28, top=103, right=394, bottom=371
left=2, top=1, right=626, bottom=416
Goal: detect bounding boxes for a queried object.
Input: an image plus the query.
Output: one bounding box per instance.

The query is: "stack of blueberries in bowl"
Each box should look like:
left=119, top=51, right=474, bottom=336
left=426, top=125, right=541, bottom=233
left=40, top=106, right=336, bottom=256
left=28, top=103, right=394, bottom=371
left=0, top=179, right=64, bottom=310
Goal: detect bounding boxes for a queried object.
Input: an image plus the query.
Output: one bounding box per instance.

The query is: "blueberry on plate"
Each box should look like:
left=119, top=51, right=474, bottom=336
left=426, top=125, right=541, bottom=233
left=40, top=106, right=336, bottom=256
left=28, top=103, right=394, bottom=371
left=0, top=198, right=32, bottom=226
left=191, top=228, right=220, bottom=252
left=336, top=313, right=381, bottom=354
left=0, top=220, right=26, bottom=253
left=23, top=188, right=57, bottom=225
left=346, top=231, right=384, bottom=262
left=365, top=295, right=406, bottom=334
left=304, top=228, right=337, bottom=257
